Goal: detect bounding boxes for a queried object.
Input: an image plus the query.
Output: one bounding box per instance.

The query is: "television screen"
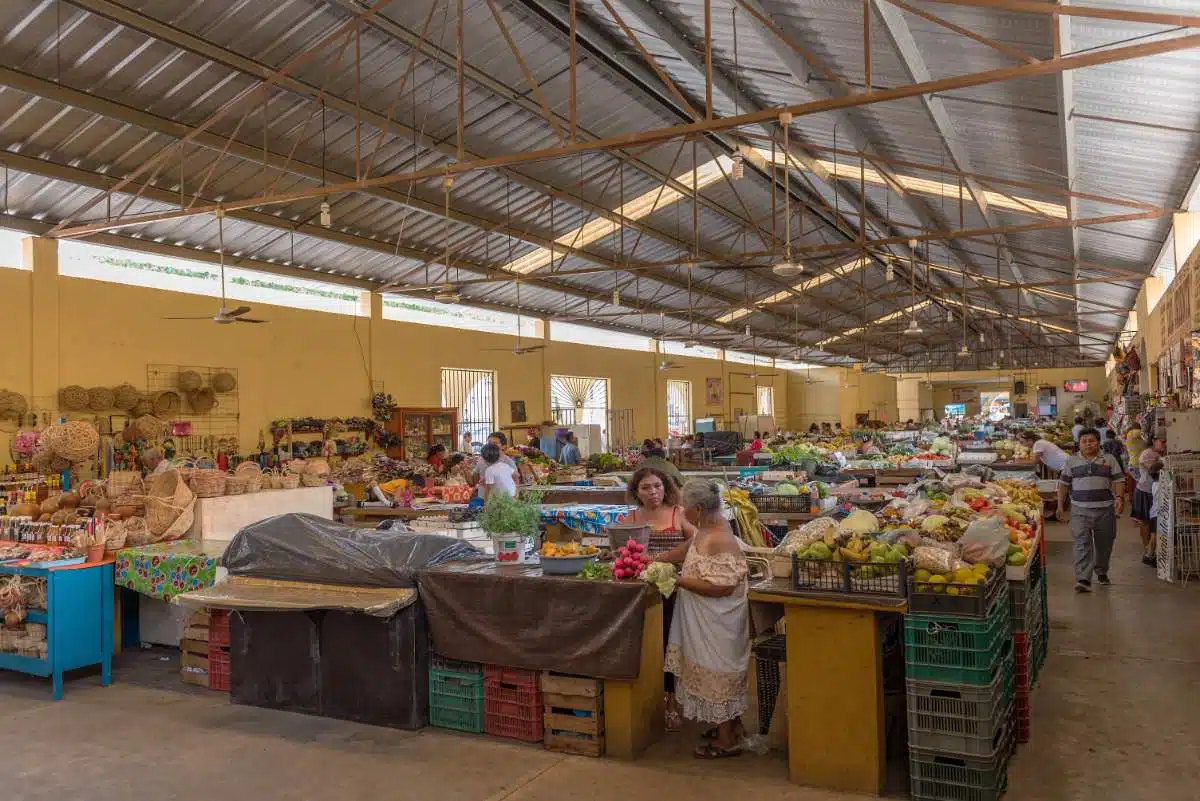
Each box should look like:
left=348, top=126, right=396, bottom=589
left=1064, top=379, right=1088, bottom=393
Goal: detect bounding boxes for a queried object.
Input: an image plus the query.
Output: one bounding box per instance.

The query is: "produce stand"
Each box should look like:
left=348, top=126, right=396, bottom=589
left=0, top=558, right=115, bottom=699
left=749, top=578, right=904, bottom=795
left=416, top=560, right=663, bottom=759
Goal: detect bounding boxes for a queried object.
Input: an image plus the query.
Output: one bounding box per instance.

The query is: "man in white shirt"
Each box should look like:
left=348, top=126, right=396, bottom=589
left=1019, top=431, right=1067, bottom=474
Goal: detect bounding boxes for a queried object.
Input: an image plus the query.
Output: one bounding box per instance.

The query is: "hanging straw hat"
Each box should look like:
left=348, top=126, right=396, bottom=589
left=211, top=371, right=237, bottom=393
left=177, top=370, right=203, bottom=392
left=87, top=386, right=114, bottom=412
left=112, top=383, right=140, bottom=411
left=59, top=385, right=88, bottom=411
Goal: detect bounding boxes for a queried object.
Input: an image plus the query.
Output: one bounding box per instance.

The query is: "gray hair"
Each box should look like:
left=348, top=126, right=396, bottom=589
left=143, top=447, right=162, bottom=462
left=681, top=478, right=723, bottom=515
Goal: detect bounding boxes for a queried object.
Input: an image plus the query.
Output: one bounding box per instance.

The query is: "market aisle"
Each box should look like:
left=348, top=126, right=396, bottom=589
left=1005, top=514, right=1200, bottom=801
left=2, top=515, right=1198, bottom=801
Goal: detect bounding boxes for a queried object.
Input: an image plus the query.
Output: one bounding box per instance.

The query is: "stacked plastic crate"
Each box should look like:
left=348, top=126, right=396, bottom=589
left=428, top=654, right=484, bottom=733
left=905, top=569, right=1014, bottom=801
left=1009, top=543, right=1046, bottom=743
left=484, top=665, right=544, bottom=742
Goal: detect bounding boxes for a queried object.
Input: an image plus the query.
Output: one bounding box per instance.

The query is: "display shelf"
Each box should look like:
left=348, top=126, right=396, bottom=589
left=0, top=560, right=114, bottom=699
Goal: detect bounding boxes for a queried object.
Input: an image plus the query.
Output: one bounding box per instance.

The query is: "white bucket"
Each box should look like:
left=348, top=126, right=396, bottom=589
left=491, top=534, right=529, bottom=563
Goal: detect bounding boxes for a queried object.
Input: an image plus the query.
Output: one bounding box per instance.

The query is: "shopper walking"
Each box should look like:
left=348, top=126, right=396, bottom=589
left=1101, top=429, right=1128, bottom=473
left=1058, top=428, right=1125, bottom=592
left=1132, top=437, right=1165, bottom=566
left=626, top=467, right=698, bottom=733
left=663, top=479, right=750, bottom=759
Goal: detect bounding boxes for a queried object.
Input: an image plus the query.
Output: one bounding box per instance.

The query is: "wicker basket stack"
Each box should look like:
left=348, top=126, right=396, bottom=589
left=190, top=469, right=227, bottom=499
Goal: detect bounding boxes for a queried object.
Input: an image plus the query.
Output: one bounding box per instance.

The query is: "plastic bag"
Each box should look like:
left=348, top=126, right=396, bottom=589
left=776, top=516, right=838, bottom=555
left=913, top=545, right=955, bottom=573
left=957, top=515, right=1009, bottom=567
left=901, top=497, right=930, bottom=521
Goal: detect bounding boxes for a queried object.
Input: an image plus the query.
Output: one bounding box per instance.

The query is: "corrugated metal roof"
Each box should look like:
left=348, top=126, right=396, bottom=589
left=0, top=0, right=1194, bottom=366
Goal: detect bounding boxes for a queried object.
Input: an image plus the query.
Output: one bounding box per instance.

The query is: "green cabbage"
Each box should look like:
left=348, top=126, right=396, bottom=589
left=921, top=515, right=950, bottom=533
left=773, top=483, right=801, bottom=496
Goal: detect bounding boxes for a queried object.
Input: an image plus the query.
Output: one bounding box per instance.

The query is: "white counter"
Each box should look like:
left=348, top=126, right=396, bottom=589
left=188, top=485, right=334, bottom=555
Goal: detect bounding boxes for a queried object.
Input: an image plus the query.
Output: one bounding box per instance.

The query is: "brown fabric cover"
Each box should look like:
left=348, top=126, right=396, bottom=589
left=417, top=560, right=654, bottom=679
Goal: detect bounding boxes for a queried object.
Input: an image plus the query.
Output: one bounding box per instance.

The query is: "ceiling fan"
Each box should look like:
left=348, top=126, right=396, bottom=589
left=482, top=276, right=546, bottom=356
left=166, top=211, right=268, bottom=325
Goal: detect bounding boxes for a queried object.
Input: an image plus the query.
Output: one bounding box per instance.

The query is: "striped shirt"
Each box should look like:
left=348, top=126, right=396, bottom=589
left=1059, top=452, right=1124, bottom=509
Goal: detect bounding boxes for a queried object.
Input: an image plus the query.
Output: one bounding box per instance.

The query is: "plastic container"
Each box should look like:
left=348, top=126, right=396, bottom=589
left=490, top=534, right=530, bottom=563
left=431, top=653, right=482, bottom=675
left=908, top=566, right=1006, bottom=619
left=909, top=725, right=1013, bottom=801
left=484, top=667, right=543, bottom=742
left=208, top=646, right=231, bottom=692
left=906, top=653, right=1014, bottom=755
left=539, top=554, right=597, bottom=575
left=792, top=556, right=910, bottom=598
left=429, top=667, right=485, bottom=733
left=905, top=596, right=1012, bottom=686
left=753, top=495, right=812, bottom=513
left=208, top=609, right=231, bottom=648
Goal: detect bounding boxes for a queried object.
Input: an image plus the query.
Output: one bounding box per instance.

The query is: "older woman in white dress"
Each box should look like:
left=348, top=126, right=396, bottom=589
left=659, top=478, right=750, bottom=758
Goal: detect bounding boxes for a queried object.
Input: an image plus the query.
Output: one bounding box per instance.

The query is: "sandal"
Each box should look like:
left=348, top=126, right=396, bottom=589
left=665, top=707, right=683, bottom=732
left=694, top=742, right=742, bottom=759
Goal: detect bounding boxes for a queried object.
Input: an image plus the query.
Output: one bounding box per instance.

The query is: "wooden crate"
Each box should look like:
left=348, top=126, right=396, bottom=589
left=180, top=650, right=209, bottom=688
left=541, top=673, right=604, bottom=757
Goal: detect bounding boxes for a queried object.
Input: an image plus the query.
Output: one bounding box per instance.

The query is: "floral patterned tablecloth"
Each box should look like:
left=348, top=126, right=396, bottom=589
left=538, top=504, right=634, bottom=535
left=115, top=541, right=219, bottom=601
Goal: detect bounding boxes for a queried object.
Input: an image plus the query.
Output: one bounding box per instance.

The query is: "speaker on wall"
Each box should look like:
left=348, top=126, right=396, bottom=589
left=1014, top=380, right=1026, bottom=395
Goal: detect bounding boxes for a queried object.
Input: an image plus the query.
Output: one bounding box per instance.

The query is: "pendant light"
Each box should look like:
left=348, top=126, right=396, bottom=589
left=772, top=113, right=804, bottom=276
left=903, top=247, right=922, bottom=336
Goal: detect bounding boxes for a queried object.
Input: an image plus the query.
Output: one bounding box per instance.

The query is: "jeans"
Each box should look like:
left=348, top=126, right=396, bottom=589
left=1071, top=504, right=1117, bottom=582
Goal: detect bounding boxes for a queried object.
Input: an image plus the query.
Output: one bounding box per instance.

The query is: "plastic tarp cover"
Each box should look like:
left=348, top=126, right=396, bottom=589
left=222, top=513, right=480, bottom=587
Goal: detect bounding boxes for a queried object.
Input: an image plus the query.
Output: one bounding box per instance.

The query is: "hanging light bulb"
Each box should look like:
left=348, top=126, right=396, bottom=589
left=960, top=343, right=970, bottom=356
left=885, top=262, right=895, bottom=282
left=946, top=309, right=953, bottom=323
left=612, top=287, right=620, bottom=307
left=745, top=323, right=752, bottom=337
left=731, top=151, right=744, bottom=180
left=319, top=201, right=332, bottom=228
left=978, top=330, right=985, bottom=345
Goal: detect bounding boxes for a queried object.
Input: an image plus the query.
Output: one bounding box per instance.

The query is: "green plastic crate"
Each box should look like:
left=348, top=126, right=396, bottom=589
left=910, top=724, right=1014, bottom=801
left=905, top=590, right=1013, bottom=685
left=906, top=653, right=1015, bottom=755
left=429, top=667, right=485, bottom=733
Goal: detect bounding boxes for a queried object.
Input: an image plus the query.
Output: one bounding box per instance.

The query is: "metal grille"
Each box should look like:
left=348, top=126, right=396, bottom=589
left=550, top=375, right=609, bottom=448
left=1158, top=457, right=1200, bottom=584
left=666, top=379, right=692, bottom=437
left=757, top=386, right=775, bottom=418
left=440, top=368, right=496, bottom=449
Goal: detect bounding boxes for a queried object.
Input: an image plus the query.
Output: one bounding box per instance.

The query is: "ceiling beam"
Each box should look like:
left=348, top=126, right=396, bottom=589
left=1052, top=0, right=1083, bottom=359
left=870, top=0, right=1042, bottom=323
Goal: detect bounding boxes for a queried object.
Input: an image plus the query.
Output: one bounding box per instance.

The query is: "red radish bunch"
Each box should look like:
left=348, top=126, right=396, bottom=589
left=613, top=539, right=650, bottom=580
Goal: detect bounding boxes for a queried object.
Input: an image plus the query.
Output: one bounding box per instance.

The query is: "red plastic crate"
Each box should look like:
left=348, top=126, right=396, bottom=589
left=208, top=645, right=231, bottom=692
left=1013, top=689, right=1031, bottom=743
left=484, top=664, right=539, bottom=690
left=208, top=609, right=231, bottom=648
left=484, top=671, right=543, bottom=742
left=1013, top=633, right=1032, bottom=693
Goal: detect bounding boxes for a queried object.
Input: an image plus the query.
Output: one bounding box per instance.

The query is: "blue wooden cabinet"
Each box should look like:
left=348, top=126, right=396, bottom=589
left=0, top=561, right=114, bottom=699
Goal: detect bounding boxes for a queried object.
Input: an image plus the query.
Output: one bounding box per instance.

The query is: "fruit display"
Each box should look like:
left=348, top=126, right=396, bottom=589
left=540, top=541, right=598, bottom=558
left=612, top=538, right=650, bottom=580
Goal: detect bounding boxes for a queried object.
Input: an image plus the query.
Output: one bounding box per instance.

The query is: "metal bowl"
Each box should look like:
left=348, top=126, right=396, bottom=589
left=539, top=554, right=598, bottom=576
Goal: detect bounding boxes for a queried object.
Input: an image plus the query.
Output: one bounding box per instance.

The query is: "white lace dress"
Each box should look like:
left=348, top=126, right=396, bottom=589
left=664, top=548, right=750, bottom=724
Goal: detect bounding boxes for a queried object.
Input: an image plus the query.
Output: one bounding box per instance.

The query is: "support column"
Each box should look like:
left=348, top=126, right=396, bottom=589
left=23, top=236, right=59, bottom=416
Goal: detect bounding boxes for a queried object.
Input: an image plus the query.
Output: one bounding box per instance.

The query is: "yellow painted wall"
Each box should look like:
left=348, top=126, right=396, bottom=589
left=0, top=239, right=790, bottom=463
left=897, top=367, right=1109, bottom=420
left=786, top=368, right=898, bottom=429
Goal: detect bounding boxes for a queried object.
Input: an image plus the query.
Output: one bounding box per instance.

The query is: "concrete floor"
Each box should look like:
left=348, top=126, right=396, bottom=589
left=2, top=515, right=1198, bottom=800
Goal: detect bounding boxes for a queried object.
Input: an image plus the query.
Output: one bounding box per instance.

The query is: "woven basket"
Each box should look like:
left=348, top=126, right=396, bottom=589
left=279, top=472, right=301, bottom=490
left=233, top=461, right=263, bottom=492
left=0, top=391, right=12, bottom=414
left=112, top=383, right=140, bottom=411
left=59, top=385, right=89, bottom=411
left=87, top=386, right=114, bottom=412
left=132, top=395, right=154, bottom=416
left=187, top=388, right=217, bottom=414
left=0, top=390, right=28, bottom=418
left=153, top=391, right=181, bottom=417
left=108, top=470, right=145, bottom=500
left=224, top=475, right=251, bottom=496
left=304, top=458, right=331, bottom=476
left=31, top=448, right=68, bottom=474
left=211, top=371, right=237, bottom=393
left=47, top=421, right=99, bottom=462
left=190, top=469, right=227, bottom=498
left=177, top=370, right=203, bottom=392
left=300, top=473, right=327, bottom=488
left=145, top=469, right=196, bottom=536
left=133, top=415, right=167, bottom=441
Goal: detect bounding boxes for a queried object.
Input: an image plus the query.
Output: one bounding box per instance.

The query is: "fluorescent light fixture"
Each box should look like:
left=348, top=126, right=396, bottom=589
left=504, top=156, right=734, bottom=275
left=753, top=148, right=1067, bottom=219
left=717, top=307, right=752, bottom=323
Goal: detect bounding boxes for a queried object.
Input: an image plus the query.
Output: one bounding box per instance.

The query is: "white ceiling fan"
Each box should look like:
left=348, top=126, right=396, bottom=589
left=166, top=210, right=268, bottom=325
left=481, top=277, right=546, bottom=356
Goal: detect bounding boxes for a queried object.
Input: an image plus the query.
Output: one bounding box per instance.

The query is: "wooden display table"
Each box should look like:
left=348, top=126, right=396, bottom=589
left=749, top=580, right=906, bottom=796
